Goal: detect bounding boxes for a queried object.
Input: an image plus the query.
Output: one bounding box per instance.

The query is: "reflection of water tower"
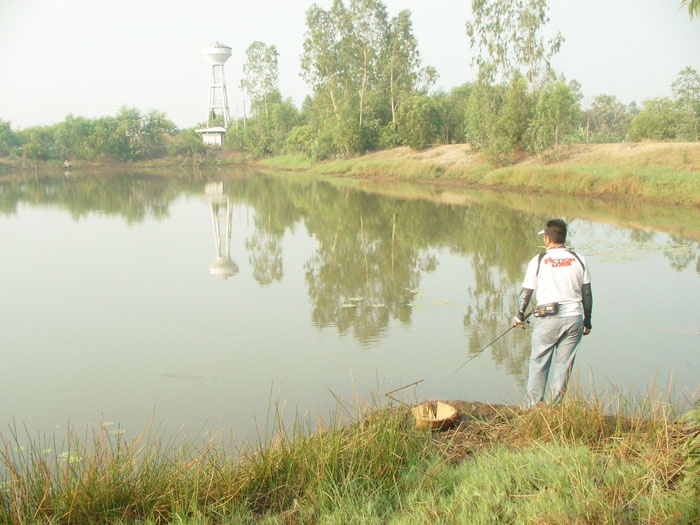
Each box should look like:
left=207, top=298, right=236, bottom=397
left=205, top=182, right=239, bottom=279
left=196, top=42, right=232, bottom=146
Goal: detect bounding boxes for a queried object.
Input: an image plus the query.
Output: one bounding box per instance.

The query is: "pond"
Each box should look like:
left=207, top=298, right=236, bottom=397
left=1, top=168, right=699, bottom=444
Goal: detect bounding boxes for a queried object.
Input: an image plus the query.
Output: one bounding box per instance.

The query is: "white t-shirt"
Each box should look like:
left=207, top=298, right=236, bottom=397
left=522, top=247, right=591, bottom=317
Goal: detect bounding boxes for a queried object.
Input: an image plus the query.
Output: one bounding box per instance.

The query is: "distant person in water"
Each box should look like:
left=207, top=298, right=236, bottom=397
left=514, top=219, right=593, bottom=406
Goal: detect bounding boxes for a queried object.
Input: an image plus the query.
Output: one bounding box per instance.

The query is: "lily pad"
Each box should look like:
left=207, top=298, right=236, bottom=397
left=431, top=299, right=458, bottom=307
left=348, top=297, right=364, bottom=302
left=341, top=303, right=356, bottom=308
left=371, top=303, right=385, bottom=308
left=59, top=452, right=82, bottom=463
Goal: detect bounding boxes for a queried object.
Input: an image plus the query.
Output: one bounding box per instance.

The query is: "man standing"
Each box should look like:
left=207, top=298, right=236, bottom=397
left=514, top=219, right=592, bottom=406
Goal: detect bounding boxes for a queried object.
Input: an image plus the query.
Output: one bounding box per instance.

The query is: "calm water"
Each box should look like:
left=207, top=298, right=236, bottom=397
left=1, top=169, right=699, bottom=443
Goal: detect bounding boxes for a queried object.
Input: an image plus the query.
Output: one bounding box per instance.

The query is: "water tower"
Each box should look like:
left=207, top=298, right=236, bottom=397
left=202, top=42, right=232, bottom=129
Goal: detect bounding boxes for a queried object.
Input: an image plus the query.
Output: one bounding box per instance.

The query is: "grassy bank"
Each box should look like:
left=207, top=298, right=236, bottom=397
left=258, top=143, right=700, bottom=207
left=0, top=150, right=252, bottom=174
left=5, top=142, right=700, bottom=206
left=2, top=390, right=699, bottom=524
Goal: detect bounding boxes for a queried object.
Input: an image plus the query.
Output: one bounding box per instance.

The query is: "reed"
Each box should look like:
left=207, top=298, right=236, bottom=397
left=0, top=400, right=432, bottom=524
left=1, top=387, right=698, bottom=524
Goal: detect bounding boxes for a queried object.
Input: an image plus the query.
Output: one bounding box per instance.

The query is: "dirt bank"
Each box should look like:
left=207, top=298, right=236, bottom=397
left=360, top=142, right=700, bottom=174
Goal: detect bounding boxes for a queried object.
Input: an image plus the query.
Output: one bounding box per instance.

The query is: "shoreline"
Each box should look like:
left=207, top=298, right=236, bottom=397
left=2, top=392, right=698, bottom=523
left=256, top=142, right=700, bottom=208
left=3, top=142, right=700, bottom=206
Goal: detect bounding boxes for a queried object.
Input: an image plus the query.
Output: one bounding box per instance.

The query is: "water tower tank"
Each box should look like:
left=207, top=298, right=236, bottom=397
left=202, top=42, right=232, bottom=65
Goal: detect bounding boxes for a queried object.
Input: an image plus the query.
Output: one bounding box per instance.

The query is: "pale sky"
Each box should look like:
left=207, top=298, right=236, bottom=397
left=1, top=0, right=698, bottom=130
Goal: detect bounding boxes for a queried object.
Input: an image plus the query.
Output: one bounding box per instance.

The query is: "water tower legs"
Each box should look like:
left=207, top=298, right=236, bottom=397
left=207, top=64, right=230, bottom=128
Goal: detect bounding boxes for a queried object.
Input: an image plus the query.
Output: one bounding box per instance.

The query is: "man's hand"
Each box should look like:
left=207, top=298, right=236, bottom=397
left=583, top=327, right=591, bottom=336
left=514, top=316, right=525, bottom=326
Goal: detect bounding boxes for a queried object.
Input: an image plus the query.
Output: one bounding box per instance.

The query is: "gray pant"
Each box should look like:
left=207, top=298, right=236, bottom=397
left=525, top=315, right=584, bottom=406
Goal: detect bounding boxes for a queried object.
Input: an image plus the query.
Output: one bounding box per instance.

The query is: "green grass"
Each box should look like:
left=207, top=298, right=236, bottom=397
left=2, top=389, right=699, bottom=524
left=393, top=442, right=694, bottom=524
left=302, top=157, right=448, bottom=180
left=471, top=164, right=700, bottom=206
left=264, top=150, right=700, bottom=207
left=257, top=155, right=315, bottom=170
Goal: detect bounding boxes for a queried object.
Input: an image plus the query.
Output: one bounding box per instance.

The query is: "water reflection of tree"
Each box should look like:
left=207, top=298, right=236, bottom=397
left=230, top=176, right=309, bottom=286
left=302, top=188, right=432, bottom=345
left=246, top=229, right=284, bottom=285
left=460, top=207, right=543, bottom=380
left=6, top=171, right=700, bottom=378
left=665, top=235, right=700, bottom=273
left=0, top=171, right=192, bottom=222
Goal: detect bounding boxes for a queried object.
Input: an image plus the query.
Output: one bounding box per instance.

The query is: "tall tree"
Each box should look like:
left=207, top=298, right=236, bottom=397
left=347, top=0, right=388, bottom=129
left=526, top=80, right=580, bottom=152
left=301, top=0, right=432, bottom=155
left=240, top=41, right=284, bottom=155
left=465, top=0, right=563, bottom=87
left=380, top=9, right=430, bottom=126
left=672, top=66, right=700, bottom=141
left=240, top=41, right=280, bottom=122
left=301, top=1, right=352, bottom=153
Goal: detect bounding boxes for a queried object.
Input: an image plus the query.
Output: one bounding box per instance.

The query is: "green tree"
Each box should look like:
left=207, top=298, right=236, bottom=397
left=583, top=94, right=632, bottom=142
left=89, top=116, right=120, bottom=160
left=270, top=98, right=301, bottom=153
left=380, top=9, right=433, bottom=126
left=240, top=42, right=280, bottom=124
left=465, top=76, right=536, bottom=164
left=113, top=106, right=145, bottom=160
left=526, top=80, right=580, bottom=153
left=0, top=120, right=19, bottom=157
left=142, top=110, right=176, bottom=158
left=466, top=0, right=563, bottom=87
left=301, top=1, right=353, bottom=155
left=629, top=97, right=678, bottom=141
left=301, top=0, right=432, bottom=156
left=395, top=94, right=440, bottom=149
left=497, top=74, right=533, bottom=149
left=239, top=40, right=300, bottom=157
left=465, top=81, right=502, bottom=151
left=436, top=83, right=473, bottom=144
left=672, top=66, right=700, bottom=141
left=165, top=129, right=205, bottom=157
left=348, top=0, right=388, bottom=130
left=19, top=126, right=58, bottom=160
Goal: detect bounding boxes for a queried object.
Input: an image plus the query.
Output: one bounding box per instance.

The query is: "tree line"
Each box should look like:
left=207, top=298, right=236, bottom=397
left=1, top=0, right=699, bottom=165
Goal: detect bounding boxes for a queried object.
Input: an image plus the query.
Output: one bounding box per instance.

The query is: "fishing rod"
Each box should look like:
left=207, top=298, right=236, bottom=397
left=454, top=312, right=532, bottom=372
